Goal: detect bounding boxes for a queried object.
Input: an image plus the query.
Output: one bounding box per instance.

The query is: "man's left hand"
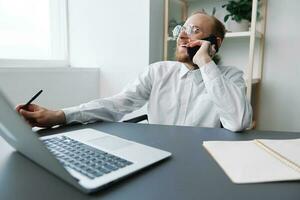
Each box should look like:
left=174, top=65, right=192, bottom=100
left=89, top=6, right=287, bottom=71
left=187, top=40, right=216, bottom=67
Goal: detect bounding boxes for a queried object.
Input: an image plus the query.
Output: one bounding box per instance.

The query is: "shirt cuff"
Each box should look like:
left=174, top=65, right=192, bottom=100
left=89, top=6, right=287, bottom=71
left=200, top=60, right=221, bottom=82
left=62, top=106, right=82, bottom=124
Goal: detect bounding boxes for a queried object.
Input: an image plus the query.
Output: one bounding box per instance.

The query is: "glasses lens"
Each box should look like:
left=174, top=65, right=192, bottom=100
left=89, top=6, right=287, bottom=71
left=185, top=25, right=193, bottom=36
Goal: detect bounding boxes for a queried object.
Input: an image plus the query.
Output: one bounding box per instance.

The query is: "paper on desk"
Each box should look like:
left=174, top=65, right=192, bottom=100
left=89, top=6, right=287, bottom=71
left=203, top=139, right=300, bottom=184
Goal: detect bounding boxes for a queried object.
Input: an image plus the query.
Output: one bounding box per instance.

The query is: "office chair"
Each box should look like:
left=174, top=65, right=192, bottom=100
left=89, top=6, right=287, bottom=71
left=123, top=115, right=224, bottom=128
left=123, top=114, right=148, bottom=123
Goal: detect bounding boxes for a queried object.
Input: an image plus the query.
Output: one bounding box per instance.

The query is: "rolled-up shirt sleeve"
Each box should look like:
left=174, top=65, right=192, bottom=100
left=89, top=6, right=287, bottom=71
left=200, top=61, right=252, bottom=132
left=62, top=66, right=153, bottom=124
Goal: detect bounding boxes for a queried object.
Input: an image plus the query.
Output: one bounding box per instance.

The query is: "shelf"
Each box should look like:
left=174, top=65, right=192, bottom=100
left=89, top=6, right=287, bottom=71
left=167, top=36, right=176, bottom=41
left=252, top=78, right=261, bottom=84
left=250, top=78, right=261, bottom=84
left=245, top=78, right=261, bottom=85
left=225, top=31, right=262, bottom=39
left=166, top=31, right=263, bottom=41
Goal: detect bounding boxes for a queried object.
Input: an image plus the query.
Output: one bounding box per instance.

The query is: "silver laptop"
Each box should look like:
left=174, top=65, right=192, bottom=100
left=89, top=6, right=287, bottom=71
left=0, top=90, right=171, bottom=193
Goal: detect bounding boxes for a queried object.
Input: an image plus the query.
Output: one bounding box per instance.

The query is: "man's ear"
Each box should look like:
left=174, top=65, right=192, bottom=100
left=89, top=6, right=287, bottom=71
left=216, top=37, right=223, bottom=49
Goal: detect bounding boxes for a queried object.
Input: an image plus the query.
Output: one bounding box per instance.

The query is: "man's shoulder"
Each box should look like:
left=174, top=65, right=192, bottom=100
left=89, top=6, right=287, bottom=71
left=218, top=65, right=241, bottom=72
left=218, top=65, right=244, bottom=78
left=150, top=60, right=182, bottom=68
left=149, top=61, right=182, bottom=74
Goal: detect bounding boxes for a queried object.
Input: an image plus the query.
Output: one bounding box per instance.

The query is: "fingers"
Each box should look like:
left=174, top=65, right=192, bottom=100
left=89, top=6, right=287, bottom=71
left=16, top=103, right=40, bottom=112
left=188, top=39, right=211, bottom=48
left=190, top=41, right=216, bottom=57
left=15, top=104, right=24, bottom=113
left=16, top=103, right=47, bottom=127
left=188, top=40, right=204, bottom=47
left=19, top=109, right=39, bottom=120
left=25, top=104, right=40, bottom=112
left=210, top=44, right=217, bottom=57
left=17, top=108, right=38, bottom=127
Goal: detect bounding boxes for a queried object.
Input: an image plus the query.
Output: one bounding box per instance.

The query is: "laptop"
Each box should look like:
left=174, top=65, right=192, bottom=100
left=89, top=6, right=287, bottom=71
left=0, top=90, right=171, bottom=193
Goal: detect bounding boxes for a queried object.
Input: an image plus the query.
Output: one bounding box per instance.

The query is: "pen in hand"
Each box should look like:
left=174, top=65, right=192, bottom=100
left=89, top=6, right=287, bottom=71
left=22, top=90, right=43, bottom=110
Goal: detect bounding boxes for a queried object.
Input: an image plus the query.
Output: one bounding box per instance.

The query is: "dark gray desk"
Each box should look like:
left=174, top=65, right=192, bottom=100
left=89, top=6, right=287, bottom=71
left=0, top=122, right=299, bottom=200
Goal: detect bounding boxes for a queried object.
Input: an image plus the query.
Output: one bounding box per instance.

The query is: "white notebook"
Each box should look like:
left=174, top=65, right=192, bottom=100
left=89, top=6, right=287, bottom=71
left=203, top=138, right=300, bottom=184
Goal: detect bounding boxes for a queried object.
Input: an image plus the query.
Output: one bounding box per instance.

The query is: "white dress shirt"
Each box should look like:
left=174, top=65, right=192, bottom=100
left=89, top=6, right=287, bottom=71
left=62, top=61, right=252, bottom=132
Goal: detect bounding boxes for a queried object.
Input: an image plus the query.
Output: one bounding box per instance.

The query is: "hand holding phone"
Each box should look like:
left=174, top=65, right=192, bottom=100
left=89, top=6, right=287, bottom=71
left=187, top=34, right=218, bottom=61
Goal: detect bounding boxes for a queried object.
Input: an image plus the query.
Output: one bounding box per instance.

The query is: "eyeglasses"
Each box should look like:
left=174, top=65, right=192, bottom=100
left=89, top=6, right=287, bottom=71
left=172, top=24, right=204, bottom=39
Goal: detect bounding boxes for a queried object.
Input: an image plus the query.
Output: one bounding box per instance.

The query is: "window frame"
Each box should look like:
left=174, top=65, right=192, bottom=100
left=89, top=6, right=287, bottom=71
left=0, top=0, right=69, bottom=68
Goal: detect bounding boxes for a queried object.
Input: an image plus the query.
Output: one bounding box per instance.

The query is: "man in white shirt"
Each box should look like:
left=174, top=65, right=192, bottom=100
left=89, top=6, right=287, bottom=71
left=17, top=12, right=252, bottom=132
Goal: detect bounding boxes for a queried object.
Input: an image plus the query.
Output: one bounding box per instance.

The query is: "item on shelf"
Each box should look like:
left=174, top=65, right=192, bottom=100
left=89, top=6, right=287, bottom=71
left=226, top=19, right=250, bottom=32
left=222, top=0, right=260, bottom=32
left=168, top=18, right=184, bottom=40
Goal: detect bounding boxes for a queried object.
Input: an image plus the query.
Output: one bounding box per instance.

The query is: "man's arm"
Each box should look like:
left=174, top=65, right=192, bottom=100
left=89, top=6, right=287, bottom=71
left=200, top=61, right=252, bottom=131
left=62, top=66, right=153, bottom=124
left=191, top=40, right=252, bottom=132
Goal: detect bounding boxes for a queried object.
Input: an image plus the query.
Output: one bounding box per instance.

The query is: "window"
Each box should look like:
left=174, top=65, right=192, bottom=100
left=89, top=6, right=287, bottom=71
left=0, top=0, right=68, bottom=67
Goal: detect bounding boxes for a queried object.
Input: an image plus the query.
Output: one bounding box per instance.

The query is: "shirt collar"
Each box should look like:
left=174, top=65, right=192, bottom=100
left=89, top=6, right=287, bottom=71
left=192, top=69, right=203, bottom=84
left=179, top=63, right=190, bottom=78
left=179, top=63, right=203, bottom=84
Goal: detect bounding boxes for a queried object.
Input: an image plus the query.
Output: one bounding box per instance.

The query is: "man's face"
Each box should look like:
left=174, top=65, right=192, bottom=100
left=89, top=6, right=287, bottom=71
left=175, top=14, right=214, bottom=63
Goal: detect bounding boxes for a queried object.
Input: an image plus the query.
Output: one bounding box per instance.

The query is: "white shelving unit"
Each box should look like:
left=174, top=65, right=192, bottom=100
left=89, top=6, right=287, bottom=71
left=166, top=30, right=263, bottom=40
left=225, top=31, right=263, bottom=38
left=225, top=30, right=263, bottom=86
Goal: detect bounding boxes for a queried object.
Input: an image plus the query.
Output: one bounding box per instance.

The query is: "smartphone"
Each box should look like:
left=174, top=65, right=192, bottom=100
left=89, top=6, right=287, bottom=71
left=187, top=34, right=218, bottom=61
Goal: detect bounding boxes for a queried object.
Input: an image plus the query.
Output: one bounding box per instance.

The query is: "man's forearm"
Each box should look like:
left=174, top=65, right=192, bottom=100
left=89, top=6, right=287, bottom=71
left=200, top=62, right=252, bottom=132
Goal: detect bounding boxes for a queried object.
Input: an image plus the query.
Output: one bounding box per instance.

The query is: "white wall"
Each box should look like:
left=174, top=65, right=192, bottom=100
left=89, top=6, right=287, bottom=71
left=0, top=67, right=100, bottom=109
left=256, top=0, right=300, bottom=132
left=68, top=0, right=149, bottom=96
left=149, top=0, right=164, bottom=63
left=68, top=0, right=150, bottom=119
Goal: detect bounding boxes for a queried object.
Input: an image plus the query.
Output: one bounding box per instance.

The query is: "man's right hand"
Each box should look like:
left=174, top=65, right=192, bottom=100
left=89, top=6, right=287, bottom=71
left=16, top=104, right=66, bottom=128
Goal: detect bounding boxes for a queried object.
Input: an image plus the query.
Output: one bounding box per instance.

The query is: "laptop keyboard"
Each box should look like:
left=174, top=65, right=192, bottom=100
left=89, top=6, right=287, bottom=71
left=42, top=136, right=133, bottom=179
